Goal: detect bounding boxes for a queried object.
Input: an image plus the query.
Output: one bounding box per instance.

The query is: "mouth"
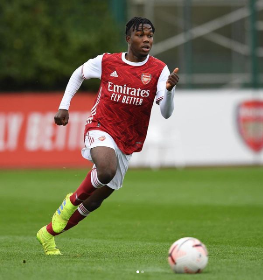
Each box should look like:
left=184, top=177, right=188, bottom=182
left=141, top=45, right=151, bottom=52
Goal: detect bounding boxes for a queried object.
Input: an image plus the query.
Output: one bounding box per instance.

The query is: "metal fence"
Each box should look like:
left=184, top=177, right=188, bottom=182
left=127, top=0, right=263, bottom=89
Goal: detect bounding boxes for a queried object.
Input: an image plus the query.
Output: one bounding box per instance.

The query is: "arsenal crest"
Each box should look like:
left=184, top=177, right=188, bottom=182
left=141, top=73, right=152, bottom=85
left=237, top=100, right=263, bottom=152
left=98, top=136, right=106, bottom=141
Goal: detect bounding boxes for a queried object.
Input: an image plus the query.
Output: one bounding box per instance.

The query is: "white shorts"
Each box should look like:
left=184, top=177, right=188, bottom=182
left=81, top=130, right=132, bottom=190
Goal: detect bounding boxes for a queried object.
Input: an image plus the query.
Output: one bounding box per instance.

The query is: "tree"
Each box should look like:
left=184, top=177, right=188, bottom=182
left=0, top=0, right=123, bottom=91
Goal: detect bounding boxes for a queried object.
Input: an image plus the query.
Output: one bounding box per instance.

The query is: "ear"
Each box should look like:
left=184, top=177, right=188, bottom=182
left=126, top=35, right=131, bottom=44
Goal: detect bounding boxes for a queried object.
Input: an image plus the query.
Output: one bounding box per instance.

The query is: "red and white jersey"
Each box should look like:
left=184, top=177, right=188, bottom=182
left=81, top=52, right=169, bottom=155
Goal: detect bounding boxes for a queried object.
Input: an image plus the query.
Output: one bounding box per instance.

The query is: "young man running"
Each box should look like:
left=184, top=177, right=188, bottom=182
left=37, top=17, right=179, bottom=255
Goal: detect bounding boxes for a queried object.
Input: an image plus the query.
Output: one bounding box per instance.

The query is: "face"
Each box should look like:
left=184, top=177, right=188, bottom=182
left=126, top=24, right=154, bottom=60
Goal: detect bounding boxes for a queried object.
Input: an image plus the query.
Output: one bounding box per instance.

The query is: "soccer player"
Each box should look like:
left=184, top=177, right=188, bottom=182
left=37, top=17, right=179, bottom=255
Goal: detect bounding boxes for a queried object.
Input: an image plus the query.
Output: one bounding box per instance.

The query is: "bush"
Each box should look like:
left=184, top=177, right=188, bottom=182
left=0, top=0, right=123, bottom=91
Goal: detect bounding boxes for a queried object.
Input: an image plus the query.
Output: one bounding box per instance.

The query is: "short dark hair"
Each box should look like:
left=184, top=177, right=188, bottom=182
left=125, top=17, right=155, bottom=35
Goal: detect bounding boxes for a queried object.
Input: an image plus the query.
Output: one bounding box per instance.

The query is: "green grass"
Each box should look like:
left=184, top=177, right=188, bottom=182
left=0, top=167, right=262, bottom=280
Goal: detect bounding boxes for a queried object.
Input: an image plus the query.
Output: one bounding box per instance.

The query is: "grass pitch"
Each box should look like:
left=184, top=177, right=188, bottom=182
left=0, top=167, right=262, bottom=280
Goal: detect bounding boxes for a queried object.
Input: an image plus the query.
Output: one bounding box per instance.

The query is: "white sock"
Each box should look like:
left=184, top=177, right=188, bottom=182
left=77, top=203, right=90, bottom=217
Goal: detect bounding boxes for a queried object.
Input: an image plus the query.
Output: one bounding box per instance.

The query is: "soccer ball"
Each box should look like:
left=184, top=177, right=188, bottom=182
left=168, top=237, right=208, bottom=274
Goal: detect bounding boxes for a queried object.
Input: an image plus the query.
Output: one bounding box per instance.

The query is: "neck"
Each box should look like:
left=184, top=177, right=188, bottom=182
left=125, top=51, right=148, bottom=63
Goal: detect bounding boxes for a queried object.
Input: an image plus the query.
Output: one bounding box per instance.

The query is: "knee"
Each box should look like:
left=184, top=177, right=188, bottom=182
left=97, top=167, right=116, bottom=184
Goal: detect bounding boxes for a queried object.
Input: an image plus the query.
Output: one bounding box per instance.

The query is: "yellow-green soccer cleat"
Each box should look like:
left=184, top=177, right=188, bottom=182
left=36, top=226, right=62, bottom=255
left=52, top=193, right=78, bottom=233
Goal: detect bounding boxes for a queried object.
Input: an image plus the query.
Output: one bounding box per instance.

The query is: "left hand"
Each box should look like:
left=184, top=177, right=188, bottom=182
left=166, top=68, right=179, bottom=91
left=54, top=109, right=69, bottom=126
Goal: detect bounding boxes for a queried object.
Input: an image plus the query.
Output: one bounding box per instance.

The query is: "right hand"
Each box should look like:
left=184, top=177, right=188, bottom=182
left=54, top=109, right=69, bottom=126
left=166, top=68, right=179, bottom=91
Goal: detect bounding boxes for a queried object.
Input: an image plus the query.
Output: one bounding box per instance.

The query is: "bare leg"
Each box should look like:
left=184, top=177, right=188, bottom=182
left=45, top=146, right=117, bottom=237
left=82, top=185, right=114, bottom=212
left=80, top=146, right=117, bottom=211
left=91, top=146, right=117, bottom=184
left=59, top=146, right=117, bottom=231
left=62, top=186, right=114, bottom=231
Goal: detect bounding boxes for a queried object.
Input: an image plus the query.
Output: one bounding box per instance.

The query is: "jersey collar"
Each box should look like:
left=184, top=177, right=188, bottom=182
left=122, top=52, right=149, bottom=66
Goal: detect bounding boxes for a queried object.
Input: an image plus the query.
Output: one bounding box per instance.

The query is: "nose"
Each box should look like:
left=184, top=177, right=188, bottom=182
left=143, top=35, right=149, bottom=42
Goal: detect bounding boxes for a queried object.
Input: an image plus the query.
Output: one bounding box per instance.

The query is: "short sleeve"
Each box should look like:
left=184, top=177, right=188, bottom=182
left=155, top=65, right=170, bottom=104
left=82, top=54, right=104, bottom=79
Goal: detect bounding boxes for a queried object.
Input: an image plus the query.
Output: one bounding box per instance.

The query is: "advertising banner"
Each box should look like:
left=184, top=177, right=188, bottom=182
left=0, top=93, right=95, bottom=168
left=130, top=90, right=263, bottom=167
left=1, top=90, right=263, bottom=168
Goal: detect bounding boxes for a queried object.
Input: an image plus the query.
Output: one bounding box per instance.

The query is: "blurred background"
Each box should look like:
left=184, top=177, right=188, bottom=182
left=0, top=0, right=263, bottom=168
